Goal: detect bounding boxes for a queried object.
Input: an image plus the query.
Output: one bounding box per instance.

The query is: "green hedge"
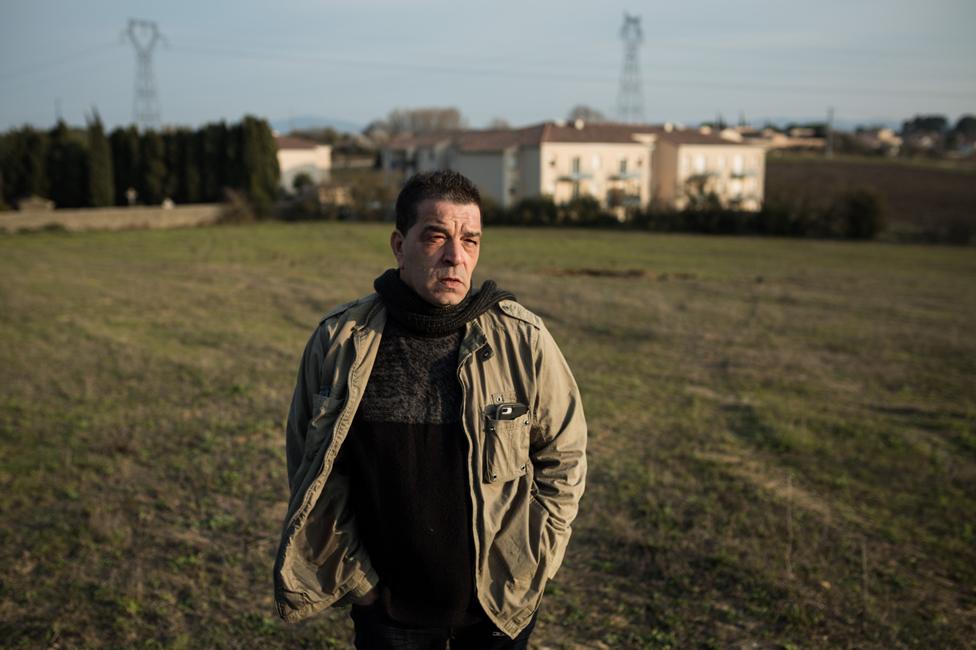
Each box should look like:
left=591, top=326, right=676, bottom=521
left=480, top=189, right=886, bottom=240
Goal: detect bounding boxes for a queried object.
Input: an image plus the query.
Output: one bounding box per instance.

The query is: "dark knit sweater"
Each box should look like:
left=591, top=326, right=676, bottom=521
left=335, top=273, right=514, bottom=626
left=337, top=318, right=476, bottom=625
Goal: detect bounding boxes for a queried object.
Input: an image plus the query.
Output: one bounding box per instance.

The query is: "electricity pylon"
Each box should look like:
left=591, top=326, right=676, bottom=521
left=616, top=13, right=645, bottom=124
left=123, top=19, right=166, bottom=129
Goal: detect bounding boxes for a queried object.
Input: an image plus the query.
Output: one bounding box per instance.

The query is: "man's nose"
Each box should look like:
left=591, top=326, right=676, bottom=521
left=442, top=237, right=465, bottom=264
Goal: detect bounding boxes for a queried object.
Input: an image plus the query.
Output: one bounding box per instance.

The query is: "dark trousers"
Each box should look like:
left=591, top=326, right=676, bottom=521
left=349, top=604, right=538, bottom=650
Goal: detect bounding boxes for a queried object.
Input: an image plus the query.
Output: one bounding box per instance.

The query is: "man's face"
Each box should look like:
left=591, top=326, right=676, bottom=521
left=391, top=199, right=482, bottom=306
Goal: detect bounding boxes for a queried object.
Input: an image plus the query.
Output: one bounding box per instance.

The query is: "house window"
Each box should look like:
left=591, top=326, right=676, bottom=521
left=694, top=154, right=706, bottom=174
left=572, top=157, right=581, bottom=174
left=733, top=154, right=743, bottom=175
left=592, top=155, right=601, bottom=170
left=619, top=158, right=628, bottom=174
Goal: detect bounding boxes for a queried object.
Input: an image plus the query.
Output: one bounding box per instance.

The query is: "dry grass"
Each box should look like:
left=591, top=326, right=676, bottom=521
left=1, top=223, right=974, bottom=648
left=766, top=154, right=976, bottom=241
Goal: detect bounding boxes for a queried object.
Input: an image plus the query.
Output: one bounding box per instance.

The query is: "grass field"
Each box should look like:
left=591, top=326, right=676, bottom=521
left=1, top=222, right=974, bottom=649
left=766, top=154, right=976, bottom=242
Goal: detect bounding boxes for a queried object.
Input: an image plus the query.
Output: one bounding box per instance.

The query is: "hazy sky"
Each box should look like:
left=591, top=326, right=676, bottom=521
left=2, top=0, right=974, bottom=132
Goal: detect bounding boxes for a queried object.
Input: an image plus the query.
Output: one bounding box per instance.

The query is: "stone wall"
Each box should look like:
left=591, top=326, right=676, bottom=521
left=0, top=204, right=223, bottom=233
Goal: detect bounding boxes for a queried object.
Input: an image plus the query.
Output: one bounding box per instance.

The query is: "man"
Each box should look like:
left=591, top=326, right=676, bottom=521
left=273, top=170, right=586, bottom=648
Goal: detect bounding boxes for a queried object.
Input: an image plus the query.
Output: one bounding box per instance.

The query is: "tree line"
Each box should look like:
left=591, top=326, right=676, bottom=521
left=0, top=115, right=279, bottom=212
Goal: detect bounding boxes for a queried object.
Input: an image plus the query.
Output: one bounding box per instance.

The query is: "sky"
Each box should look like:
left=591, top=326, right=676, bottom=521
left=1, top=0, right=974, bottom=133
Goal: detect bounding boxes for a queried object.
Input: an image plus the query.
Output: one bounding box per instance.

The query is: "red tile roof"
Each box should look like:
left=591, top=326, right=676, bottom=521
left=388, top=131, right=458, bottom=149
left=655, top=130, right=744, bottom=147
left=386, top=122, right=749, bottom=152
left=541, top=122, right=657, bottom=143
left=456, top=124, right=549, bottom=151
left=274, top=135, right=321, bottom=150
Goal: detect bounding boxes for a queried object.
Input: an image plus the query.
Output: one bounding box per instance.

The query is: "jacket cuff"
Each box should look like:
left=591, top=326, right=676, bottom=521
left=348, top=565, right=380, bottom=599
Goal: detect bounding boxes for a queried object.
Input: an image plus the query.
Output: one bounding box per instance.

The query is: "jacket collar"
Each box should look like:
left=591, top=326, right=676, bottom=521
left=459, top=317, right=488, bottom=362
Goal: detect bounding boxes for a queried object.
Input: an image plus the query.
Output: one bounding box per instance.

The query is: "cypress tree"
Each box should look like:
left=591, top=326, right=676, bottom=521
left=46, top=121, right=88, bottom=208
left=139, top=129, right=167, bottom=205
left=168, top=128, right=201, bottom=204
left=199, top=122, right=224, bottom=202
left=183, top=129, right=202, bottom=203
left=85, top=111, right=114, bottom=207
left=0, top=133, right=7, bottom=208
left=110, top=126, right=141, bottom=205
left=240, top=115, right=280, bottom=215
left=0, top=130, right=25, bottom=206
left=225, top=121, right=245, bottom=192
left=162, top=129, right=181, bottom=201
left=22, top=127, right=49, bottom=200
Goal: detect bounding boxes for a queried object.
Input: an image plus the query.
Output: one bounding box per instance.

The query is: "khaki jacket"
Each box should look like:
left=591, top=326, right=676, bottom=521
left=272, top=292, right=586, bottom=639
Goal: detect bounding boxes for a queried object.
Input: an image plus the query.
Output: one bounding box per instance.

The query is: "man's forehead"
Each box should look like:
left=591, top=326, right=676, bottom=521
left=416, top=199, right=482, bottom=232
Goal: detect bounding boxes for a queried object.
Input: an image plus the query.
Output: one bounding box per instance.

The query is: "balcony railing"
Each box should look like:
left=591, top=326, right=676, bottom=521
left=557, top=171, right=593, bottom=181
left=608, top=171, right=641, bottom=180
left=730, top=170, right=758, bottom=179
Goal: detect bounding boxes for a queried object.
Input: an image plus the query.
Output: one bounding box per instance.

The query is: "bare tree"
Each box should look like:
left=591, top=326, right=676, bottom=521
left=386, top=107, right=466, bottom=135
left=486, top=117, right=510, bottom=129
left=567, top=105, right=607, bottom=123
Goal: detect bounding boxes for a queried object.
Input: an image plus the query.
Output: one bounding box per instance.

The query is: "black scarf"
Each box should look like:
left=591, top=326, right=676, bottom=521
left=374, top=268, right=515, bottom=337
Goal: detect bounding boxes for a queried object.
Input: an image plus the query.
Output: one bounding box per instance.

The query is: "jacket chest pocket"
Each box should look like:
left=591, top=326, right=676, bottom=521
left=483, top=405, right=530, bottom=483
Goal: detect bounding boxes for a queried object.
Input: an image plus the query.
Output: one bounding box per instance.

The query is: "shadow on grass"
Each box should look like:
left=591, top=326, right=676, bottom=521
left=566, top=525, right=815, bottom=646
left=722, top=402, right=792, bottom=454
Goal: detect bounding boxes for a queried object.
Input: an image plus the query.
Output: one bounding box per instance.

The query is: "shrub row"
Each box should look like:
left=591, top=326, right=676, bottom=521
left=274, top=182, right=887, bottom=242
left=479, top=189, right=886, bottom=240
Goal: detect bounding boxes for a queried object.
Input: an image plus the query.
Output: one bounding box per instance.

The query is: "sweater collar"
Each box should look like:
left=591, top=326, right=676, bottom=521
left=373, top=268, right=515, bottom=337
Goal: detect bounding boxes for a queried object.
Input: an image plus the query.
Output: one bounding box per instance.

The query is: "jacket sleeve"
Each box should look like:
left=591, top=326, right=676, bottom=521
left=285, top=327, right=324, bottom=491
left=282, top=324, right=379, bottom=603
left=528, top=323, right=587, bottom=579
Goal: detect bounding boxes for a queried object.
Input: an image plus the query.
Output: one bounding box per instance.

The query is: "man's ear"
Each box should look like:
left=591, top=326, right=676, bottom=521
left=390, top=230, right=405, bottom=269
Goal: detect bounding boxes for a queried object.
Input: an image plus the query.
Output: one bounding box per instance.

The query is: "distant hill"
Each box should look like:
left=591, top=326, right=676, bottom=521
left=271, top=115, right=364, bottom=135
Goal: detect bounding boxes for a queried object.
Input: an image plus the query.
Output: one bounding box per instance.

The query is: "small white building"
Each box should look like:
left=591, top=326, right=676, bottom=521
left=274, top=135, right=332, bottom=192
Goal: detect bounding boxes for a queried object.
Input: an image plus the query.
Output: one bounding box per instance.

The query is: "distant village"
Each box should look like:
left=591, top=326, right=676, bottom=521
left=2, top=107, right=971, bottom=231
left=276, top=110, right=976, bottom=220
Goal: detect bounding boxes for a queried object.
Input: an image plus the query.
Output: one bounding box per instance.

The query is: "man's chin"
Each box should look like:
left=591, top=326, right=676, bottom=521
left=428, top=284, right=468, bottom=306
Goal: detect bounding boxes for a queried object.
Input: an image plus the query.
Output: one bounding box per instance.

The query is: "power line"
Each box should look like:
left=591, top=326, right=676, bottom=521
left=0, top=42, right=118, bottom=81
left=1, top=34, right=972, bottom=113
left=165, top=40, right=975, bottom=101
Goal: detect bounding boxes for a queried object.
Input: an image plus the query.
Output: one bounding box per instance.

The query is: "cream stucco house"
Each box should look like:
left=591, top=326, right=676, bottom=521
left=382, top=121, right=766, bottom=213
left=274, top=135, right=332, bottom=192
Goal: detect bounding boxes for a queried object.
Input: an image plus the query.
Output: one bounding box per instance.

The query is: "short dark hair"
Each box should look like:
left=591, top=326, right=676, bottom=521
left=395, top=170, right=482, bottom=233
